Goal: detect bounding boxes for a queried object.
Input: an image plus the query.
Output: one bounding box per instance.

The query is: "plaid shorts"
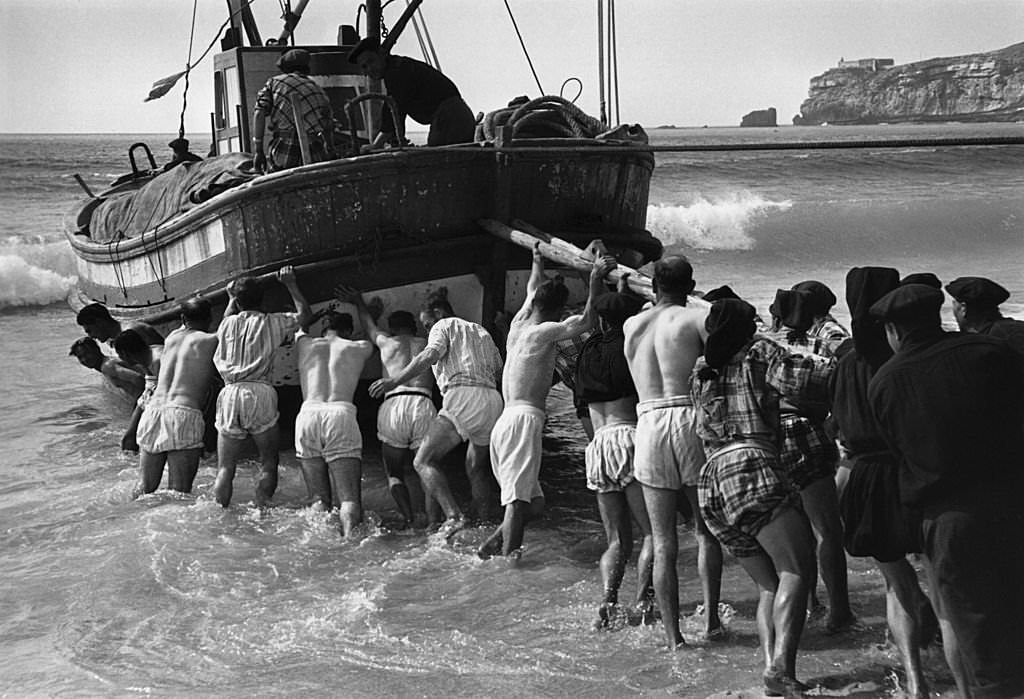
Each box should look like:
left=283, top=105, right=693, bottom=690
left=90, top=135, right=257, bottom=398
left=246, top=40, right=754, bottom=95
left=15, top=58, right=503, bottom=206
left=778, top=414, right=838, bottom=490
left=699, top=441, right=797, bottom=558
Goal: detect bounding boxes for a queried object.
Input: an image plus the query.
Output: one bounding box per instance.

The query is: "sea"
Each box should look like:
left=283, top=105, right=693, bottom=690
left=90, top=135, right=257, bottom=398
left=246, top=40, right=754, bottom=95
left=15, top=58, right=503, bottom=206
left=1, top=123, right=1023, bottom=697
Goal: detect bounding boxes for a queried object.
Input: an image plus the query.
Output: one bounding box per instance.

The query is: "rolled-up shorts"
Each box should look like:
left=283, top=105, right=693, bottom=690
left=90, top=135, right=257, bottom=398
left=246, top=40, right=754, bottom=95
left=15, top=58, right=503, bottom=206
left=137, top=398, right=205, bottom=453
left=377, top=389, right=437, bottom=450
left=439, top=385, right=503, bottom=447
left=634, top=396, right=705, bottom=490
left=295, top=400, right=361, bottom=462
left=215, top=381, right=278, bottom=440
left=586, top=422, right=637, bottom=493
left=778, top=413, right=839, bottom=490
left=490, top=404, right=545, bottom=506
left=699, top=441, right=796, bottom=558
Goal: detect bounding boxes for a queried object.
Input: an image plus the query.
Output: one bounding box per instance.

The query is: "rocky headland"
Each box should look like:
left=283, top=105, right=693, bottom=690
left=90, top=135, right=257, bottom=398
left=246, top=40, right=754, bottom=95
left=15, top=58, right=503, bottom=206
left=740, top=108, right=777, bottom=127
left=794, top=42, right=1024, bottom=125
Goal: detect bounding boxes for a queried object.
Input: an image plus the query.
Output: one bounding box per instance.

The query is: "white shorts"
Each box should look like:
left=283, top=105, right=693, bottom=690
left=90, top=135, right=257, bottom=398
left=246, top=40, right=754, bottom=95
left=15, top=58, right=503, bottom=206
left=294, top=401, right=362, bottom=462
left=633, top=396, right=706, bottom=490
left=215, top=381, right=278, bottom=440
left=137, top=399, right=205, bottom=453
left=439, top=385, right=503, bottom=447
left=377, top=389, right=437, bottom=450
left=585, top=422, right=637, bottom=493
left=489, top=404, right=545, bottom=506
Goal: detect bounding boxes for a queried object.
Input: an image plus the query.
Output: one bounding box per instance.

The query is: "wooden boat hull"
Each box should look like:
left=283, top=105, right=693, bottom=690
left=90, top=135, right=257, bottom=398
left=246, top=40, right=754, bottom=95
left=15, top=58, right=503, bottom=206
left=65, top=143, right=655, bottom=326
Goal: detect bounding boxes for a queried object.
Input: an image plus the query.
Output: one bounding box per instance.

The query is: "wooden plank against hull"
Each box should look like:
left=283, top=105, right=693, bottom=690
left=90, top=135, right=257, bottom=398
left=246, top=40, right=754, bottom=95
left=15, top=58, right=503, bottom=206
left=478, top=218, right=709, bottom=309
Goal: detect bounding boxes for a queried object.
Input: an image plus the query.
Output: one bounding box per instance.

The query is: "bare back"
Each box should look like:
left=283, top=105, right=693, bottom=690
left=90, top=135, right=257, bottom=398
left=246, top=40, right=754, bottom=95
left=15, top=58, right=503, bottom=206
left=156, top=328, right=219, bottom=409
left=376, top=333, right=433, bottom=391
left=623, top=302, right=708, bottom=402
left=504, top=317, right=582, bottom=409
left=297, top=333, right=374, bottom=403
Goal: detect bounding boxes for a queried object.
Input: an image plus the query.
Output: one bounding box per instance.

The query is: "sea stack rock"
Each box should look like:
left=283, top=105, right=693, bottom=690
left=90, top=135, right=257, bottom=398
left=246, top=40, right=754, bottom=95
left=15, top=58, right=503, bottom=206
left=794, top=42, right=1024, bottom=125
left=741, top=107, right=777, bottom=127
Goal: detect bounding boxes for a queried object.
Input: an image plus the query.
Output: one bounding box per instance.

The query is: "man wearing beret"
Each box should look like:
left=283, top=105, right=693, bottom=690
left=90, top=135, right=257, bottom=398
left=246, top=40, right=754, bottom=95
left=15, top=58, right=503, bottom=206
left=868, top=283, right=1024, bottom=698
left=161, top=137, right=202, bottom=173
left=946, top=276, right=1024, bottom=359
left=252, top=48, right=334, bottom=173
left=349, top=37, right=475, bottom=148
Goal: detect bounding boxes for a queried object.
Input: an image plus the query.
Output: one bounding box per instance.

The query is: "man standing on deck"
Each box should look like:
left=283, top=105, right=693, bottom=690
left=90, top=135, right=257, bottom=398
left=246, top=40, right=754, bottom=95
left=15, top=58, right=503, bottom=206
left=293, top=311, right=374, bottom=537
left=348, top=38, right=475, bottom=147
left=477, top=246, right=614, bottom=560
left=368, top=288, right=503, bottom=532
left=623, top=255, right=725, bottom=648
left=340, top=287, right=438, bottom=528
left=252, top=48, right=334, bottom=173
left=212, top=266, right=312, bottom=507
left=133, top=298, right=218, bottom=496
left=869, top=284, right=1024, bottom=698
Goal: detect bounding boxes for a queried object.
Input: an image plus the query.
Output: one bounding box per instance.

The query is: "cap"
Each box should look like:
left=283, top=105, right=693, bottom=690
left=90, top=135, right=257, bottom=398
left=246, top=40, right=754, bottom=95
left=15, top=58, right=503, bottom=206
left=944, top=276, right=1010, bottom=308
left=869, top=284, right=944, bottom=322
left=899, top=272, right=942, bottom=289
left=593, top=292, right=643, bottom=326
left=168, top=137, right=189, bottom=149
left=277, top=48, right=311, bottom=71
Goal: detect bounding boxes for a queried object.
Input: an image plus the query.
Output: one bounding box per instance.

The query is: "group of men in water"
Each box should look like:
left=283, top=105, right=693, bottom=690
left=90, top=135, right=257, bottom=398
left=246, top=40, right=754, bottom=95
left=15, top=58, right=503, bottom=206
left=70, top=253, right=1024, bottom=698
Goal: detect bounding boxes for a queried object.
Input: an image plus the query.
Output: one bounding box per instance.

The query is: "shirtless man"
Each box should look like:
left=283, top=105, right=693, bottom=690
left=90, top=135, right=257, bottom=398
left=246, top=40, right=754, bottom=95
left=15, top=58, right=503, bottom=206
left=339, top=287, right=437, bottom=528
left=77, top=303, right=165, bottom=348
left=113, top=328, right=165, bottom=453
left=368, top=288, right=503, bottom=531
left=623, top=255, right=724, bottom=648
left=294, top=311, right=374, bottom=536
left=69, top=337, right=145, bottom=402
left=213, top=266, right=312, bottom=507
left=480, top=246, right=615, bottom=560
left=133, top=298, right=218, bottom=495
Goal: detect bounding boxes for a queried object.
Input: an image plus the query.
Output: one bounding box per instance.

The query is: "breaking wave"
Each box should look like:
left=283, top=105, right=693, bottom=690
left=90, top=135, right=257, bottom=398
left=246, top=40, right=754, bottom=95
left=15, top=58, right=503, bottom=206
left=0, top=240, right=77, bottom=309
left=646, top=193, right=792, bottom=251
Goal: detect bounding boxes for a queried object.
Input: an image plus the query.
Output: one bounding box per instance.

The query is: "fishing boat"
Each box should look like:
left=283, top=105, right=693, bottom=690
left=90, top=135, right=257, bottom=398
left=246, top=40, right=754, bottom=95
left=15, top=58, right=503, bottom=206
left=64, top=0, right=660, bottom=352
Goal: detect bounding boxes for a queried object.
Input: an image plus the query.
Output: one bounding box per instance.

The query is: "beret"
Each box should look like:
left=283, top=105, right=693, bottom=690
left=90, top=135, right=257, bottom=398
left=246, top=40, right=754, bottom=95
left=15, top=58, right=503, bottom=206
left=944, top=276, right=1009, bottom=307
left=277, top=48, right=311, bottom=71
left=593, top=292, right=643, bottom=326
left=702, top=285, right=742, bottom=303
left=792, top=280, right=836, bottom=315
left=899, top=272, right=942, bottom=289
left=869, top=283, right=944, bottom=322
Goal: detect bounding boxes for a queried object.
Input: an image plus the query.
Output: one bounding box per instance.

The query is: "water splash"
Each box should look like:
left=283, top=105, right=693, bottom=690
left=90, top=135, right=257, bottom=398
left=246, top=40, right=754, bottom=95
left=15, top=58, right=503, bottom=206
left=0, top=252, right=75, bottom=309
left=646, top=193, right=793, bottom=251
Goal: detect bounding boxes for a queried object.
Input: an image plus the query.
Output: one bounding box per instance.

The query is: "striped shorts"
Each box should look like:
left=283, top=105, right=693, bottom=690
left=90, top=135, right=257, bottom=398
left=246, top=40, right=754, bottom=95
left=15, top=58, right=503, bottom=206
left=778, top=414, right=839, bottom=490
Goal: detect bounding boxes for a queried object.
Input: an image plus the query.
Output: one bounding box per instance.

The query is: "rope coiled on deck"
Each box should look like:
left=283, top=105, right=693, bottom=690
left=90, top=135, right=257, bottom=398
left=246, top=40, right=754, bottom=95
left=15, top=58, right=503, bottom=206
left=476, top=95, right=607, bottom=142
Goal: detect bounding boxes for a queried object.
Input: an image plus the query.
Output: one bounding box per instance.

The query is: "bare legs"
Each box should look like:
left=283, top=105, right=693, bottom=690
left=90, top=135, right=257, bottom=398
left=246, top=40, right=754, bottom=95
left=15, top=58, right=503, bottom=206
left=642, top=484, right=684, bottom=647
left=412, top=417, right=466, bottom=524
left=740, top=505, right=816, bottom=691
left=381, top=443, right=416, bottom=526
left=594, top=482, right=654, bottom=629
left=298, top=455, right=363, bottom=536
left=683, top=485, right=724, bottom=636
left=213, top=425, right=279, bottom=507
left=877, top=558, right=931, bottom=698
left=800, top=476, right=854, bottom=630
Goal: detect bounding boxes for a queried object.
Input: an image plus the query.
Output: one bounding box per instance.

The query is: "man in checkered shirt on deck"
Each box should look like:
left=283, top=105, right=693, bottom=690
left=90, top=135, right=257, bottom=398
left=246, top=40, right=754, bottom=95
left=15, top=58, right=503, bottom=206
left=252, top=49, right=334, bottom=173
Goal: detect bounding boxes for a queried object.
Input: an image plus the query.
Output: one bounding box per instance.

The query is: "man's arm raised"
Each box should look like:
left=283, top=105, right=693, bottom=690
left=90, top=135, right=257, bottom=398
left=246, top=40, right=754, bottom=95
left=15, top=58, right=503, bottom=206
left=335, top=285, right=386, bottom=345
left=278, top=265, right=312, bottom=327
left=552, top=254, right=616, bottom=340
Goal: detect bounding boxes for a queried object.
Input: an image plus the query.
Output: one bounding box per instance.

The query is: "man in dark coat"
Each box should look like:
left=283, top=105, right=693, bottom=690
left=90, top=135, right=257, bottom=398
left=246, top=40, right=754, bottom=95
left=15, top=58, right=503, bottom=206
left=868, top=283, right=1024, bottom=698
left=946, top=276, right=1024, bottom=358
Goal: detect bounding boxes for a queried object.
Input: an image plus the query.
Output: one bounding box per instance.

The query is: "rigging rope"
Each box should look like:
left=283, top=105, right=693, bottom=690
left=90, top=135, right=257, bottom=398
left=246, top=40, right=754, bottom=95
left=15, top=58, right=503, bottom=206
left=502, top=0, right=544, bottom=95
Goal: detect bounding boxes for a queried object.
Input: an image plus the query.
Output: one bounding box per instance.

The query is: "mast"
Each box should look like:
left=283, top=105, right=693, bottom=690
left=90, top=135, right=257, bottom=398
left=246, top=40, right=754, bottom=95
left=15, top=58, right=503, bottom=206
left=277, top=0, right=312, bottom=45
left=226, top=0, right=262, bottom=47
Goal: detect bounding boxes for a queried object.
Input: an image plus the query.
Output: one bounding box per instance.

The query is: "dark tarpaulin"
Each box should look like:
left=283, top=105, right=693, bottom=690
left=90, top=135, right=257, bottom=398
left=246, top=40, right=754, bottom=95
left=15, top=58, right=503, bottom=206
left=88, top=154, right=257, bottom=243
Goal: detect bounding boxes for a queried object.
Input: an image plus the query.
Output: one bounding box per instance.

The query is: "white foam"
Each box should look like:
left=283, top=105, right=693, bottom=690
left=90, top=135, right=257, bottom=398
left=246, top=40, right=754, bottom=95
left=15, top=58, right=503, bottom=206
left=0, top=253, right=75, bottom=309
left=646, top=193, right=793, bottom=251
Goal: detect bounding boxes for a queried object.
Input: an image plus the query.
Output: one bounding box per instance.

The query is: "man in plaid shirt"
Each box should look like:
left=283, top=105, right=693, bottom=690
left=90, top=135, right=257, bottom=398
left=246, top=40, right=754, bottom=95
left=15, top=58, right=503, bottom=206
left=690, top=298, right=829, bottom=696
left=252, top=49, right=334, bottom=173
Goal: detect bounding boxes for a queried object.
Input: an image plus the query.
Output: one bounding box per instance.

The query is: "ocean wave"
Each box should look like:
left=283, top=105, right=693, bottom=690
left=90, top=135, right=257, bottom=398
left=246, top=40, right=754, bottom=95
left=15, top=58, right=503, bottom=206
left=0, top=252, right=76, bottom=309
left=646, top=193, right=793, bottom=251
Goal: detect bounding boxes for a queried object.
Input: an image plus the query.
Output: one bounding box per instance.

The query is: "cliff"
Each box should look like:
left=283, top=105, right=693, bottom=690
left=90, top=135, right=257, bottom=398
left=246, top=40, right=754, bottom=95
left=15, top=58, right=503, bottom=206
left=794, top=42, right=1024, bottom=125
left=741, top=107, right=777, bottom=127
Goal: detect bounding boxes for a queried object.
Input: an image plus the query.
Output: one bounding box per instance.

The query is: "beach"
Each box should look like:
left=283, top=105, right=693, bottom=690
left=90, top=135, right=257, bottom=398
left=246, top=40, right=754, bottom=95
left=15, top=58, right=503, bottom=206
left=2, top=124, right=1023, bottom=696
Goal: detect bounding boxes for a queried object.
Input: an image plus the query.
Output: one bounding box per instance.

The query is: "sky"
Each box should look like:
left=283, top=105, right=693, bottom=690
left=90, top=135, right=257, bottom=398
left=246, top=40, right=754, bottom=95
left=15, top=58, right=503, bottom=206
left=2, top=0, right=1023, bottom=133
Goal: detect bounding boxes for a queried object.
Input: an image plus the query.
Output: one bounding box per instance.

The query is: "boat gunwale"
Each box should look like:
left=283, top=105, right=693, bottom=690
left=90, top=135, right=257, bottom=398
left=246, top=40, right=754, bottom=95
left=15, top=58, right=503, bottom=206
left=64, top=140, right=655, bottom=262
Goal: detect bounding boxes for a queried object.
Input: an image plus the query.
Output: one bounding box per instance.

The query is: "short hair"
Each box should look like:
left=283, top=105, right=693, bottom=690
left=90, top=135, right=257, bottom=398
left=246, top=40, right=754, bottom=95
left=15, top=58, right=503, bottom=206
left=653, top=255, right=694, bottom=295
left=231, top=277, right=263, bottom=310
left=76, top=303, right=113, bottom=326
left=325, top=311, right=353, bottom=334
left=181, top=297, right=212, bottom=324
left=421, top=288, right=454, bottom=317
left=113, top=329, right=148, bottom=359
left=388, top=310, right=417, bottom=333
left=533, top=279, right=569, bottom=315
left=69, top=336, right=101, bottom=357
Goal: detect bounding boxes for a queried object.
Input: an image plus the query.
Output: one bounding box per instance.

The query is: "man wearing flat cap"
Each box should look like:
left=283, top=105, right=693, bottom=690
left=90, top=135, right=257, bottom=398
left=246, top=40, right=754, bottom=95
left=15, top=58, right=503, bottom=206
left=868, top=283, right=1024, bottom=698
left=252, top=48, right=334, bottom=173
left=946, top=276, right=1024, bottom=358
left=161, top=137, right=202, bottom=173
left=348, top=37, right=474, bottom=148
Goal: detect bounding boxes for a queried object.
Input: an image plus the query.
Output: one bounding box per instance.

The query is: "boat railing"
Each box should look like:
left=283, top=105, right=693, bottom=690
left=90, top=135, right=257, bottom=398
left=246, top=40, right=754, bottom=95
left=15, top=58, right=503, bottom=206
left=343, top=93, right=405, bottom=156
